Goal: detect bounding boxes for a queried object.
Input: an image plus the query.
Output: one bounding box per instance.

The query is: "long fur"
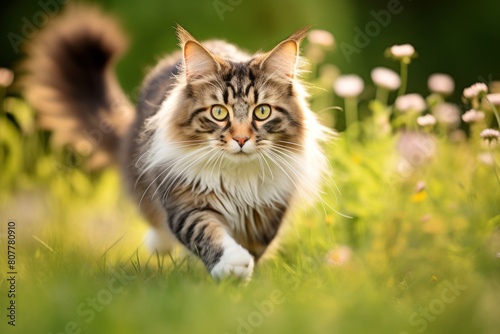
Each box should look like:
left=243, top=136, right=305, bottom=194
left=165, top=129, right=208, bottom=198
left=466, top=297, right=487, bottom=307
left=22, top=5, right=331, bottom=280
left=21, top=4, right=134, bottom=168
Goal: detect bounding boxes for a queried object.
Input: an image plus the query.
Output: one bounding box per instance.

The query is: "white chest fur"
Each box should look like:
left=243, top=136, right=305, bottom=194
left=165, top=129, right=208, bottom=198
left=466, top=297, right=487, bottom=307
left=142, top=117, right=328, bottom=235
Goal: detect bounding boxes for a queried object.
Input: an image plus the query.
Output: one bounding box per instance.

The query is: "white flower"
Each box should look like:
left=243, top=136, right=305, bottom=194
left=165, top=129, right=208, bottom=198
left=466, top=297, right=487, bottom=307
left=417, top=114, right=436, bottom=127
left=390, top=44, right=415, bottom=58
left=0, top=68, right=14, bottom=87
left=397, top=132, right=436, bottom=167
left=461, top=109, right=485, bottom=123
left=326, top=246, right=352, bottom=266
left=371, top=67, right=401, bottom=91
left=433, top=103, right=461, bottom=127
left=307, top=29, right=335, bottom=48
left=463, top=82, right=488, bottom=99
left=486, top=93, right=500, bottom=105
left=478, top=152, right=494, bottom=166
left=428, top=73, right=454, bottom=95
left=395, top=93, right=426, bottom=113
left=333, top=75, right=364, bottom=98
left=480, top=128, right=500, bottom=142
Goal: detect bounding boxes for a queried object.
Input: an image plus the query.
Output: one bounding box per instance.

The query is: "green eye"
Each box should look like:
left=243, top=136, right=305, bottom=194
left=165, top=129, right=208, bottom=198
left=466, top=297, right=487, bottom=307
left=211, top=105, right=229, bottom=121
left=253, top=104, right=272, bottom=120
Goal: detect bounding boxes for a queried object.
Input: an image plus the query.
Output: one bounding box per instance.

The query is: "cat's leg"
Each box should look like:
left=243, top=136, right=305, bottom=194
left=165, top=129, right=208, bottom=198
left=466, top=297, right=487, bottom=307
left=167, top=207, right=254, bottom=280
left=242, top=205, right=288, bottom=261
left=139, top=198, right=180, bottom=253
left=145, top=226, right=179, bottom=254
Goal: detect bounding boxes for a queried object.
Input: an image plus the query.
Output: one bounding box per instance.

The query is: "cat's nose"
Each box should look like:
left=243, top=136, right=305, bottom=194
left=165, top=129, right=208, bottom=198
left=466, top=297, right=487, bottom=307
left=233, top=136, right=250, bottom=148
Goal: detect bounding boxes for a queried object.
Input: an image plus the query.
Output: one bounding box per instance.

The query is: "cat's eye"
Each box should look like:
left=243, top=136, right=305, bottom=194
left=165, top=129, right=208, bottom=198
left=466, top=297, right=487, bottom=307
left=253, top=104, right=272, bottom=121
left=211, top=105, right=229, bottom=121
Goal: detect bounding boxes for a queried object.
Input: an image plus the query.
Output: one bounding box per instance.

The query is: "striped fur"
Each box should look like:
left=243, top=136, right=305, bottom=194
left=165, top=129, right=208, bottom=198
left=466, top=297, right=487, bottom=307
left=23, top=6, right=330, bottom=280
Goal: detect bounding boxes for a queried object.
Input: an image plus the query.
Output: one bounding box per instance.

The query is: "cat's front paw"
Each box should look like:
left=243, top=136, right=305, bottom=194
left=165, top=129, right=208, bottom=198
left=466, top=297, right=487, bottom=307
left=210, top=243, right=254, bottom=281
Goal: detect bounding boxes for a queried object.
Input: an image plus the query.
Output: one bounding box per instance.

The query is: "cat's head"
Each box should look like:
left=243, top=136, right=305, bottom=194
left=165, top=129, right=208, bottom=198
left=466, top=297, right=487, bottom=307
left=163, top=26, right=315, bottom=162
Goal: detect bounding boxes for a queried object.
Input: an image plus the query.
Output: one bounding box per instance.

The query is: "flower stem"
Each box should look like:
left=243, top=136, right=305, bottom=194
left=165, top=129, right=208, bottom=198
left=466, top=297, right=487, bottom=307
left=484, top=97, right=500, bottom=127
left=397, top=61, right=408, bottom=97
left=375, top=87, right=389, bottom=106
left=345, top=97, right=358, bottom=129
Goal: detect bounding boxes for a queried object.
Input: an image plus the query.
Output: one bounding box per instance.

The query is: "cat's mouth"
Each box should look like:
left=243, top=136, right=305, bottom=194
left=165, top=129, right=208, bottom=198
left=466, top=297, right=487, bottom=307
left=227, top=149, right=258, bottom=162
left=227, top=144, right=256, bottom=155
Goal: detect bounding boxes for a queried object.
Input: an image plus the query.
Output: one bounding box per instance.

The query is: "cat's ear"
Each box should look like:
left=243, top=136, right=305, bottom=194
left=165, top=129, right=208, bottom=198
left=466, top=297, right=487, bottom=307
left=176, top=25, right=219, bottom=80
left=260, top=27, right=309, bottom=79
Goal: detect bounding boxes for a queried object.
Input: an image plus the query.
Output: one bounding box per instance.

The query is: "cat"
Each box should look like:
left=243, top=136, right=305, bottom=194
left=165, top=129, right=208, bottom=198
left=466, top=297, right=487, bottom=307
left=22, top=4, right=330, bottom=280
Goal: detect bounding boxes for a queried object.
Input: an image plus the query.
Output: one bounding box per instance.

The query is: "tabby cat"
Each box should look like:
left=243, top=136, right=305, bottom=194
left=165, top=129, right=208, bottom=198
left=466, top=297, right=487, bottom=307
left=23, top=5, right=330, bottom=280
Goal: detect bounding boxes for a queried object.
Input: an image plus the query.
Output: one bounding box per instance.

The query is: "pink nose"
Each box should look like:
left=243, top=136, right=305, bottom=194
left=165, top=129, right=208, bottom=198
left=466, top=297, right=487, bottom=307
left=233, top=136, right=249, bottom=148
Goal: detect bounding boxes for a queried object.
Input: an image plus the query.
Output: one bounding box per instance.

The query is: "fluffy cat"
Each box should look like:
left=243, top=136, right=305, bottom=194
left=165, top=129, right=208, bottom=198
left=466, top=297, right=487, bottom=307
left=23, top=5, right=330, bottom=280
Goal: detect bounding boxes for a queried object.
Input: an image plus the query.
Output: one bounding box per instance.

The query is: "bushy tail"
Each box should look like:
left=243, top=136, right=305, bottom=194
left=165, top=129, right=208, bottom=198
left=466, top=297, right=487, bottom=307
left=21, top=4, right=134, bottom=168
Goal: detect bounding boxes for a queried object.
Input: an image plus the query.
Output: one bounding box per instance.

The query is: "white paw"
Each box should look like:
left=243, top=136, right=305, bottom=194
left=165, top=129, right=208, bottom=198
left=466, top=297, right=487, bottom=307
left=210, top=242, right=254, bottom=281
left=145, top=227, right=178, bottom=254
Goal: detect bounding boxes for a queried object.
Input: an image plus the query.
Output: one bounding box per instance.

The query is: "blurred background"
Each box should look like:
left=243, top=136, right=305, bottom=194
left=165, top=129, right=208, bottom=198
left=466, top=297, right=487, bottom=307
left=1, top=0, right=499, bottom=103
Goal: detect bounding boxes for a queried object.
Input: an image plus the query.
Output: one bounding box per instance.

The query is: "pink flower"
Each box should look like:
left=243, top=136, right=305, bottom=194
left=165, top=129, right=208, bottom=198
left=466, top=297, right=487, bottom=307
left=371, top=67, right=401, bottom=91
left=326, top=246, right=352, bottom=266
left=390, top=44, right=415, bottom=58
left=395, top=94, right=426, bottom=113
left=428, top=73, right=454, bottom=95
left=333, top=75, right=364, bottom=98
left=307, top=29, right=335, bottom=48
left=463, top=82, right=488, bottom=99
left=433, top=103, right=461, bottom=127
left=480, top=128, right=500, bottom=143
left=461, top=109, right=485, bottom=123
left=397, top=132, right=436, bottom=167
left=417, top=114, right=436, bottom=127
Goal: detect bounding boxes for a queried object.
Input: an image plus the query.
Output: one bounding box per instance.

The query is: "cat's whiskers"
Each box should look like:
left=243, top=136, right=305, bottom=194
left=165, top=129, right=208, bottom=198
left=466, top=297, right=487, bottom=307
left=262, top=150, right=298, bottom=192
left=161, top=147, right=220, bottom=202
left=268, top=146, right=331, bottom=214
left=216, top=151, right=227, bottom=181
left=150, top=146, right=211, bottom=199
left=139, top=146, right=209, bottom=206
left=267, top=147, right=350, bottom=219
left=135, top=139, right=219, bottom=189
left=161, top=146, right=220, bottom=201
left=264, top=148, right=309, bottom=210
left=275, top=140, right=342, bottom=199
left=138, top=167, right=169, bottom=209
left=255, top=152, right=266, bottom=185
left=258, top=151, right=274, bottom=182
left=135, top=140, right=209, bottom=173
left=210, top=148, right=226, bottom=179
left=275, top=140, right=306, bottom=148
left=272, top=143, right=305, bottom=154
left=136, top=144, right=200, bottom=191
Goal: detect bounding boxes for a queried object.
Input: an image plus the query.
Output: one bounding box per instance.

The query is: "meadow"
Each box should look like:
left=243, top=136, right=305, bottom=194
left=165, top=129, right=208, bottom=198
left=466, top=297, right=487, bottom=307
left=0, top=32, right=499, bottom=334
